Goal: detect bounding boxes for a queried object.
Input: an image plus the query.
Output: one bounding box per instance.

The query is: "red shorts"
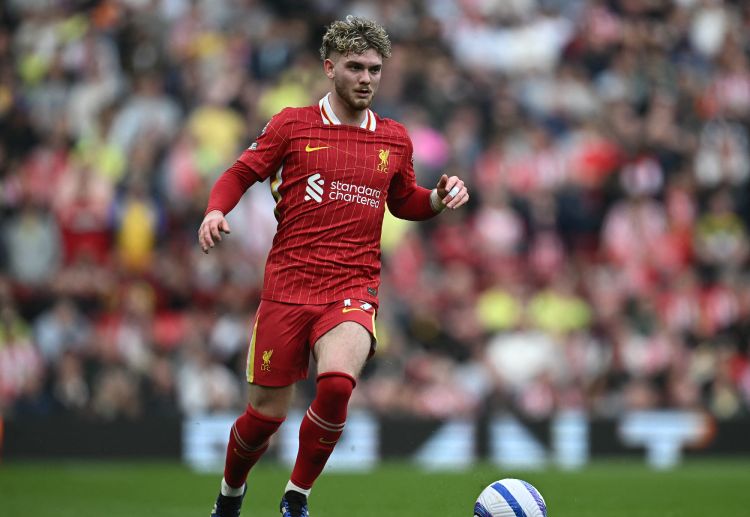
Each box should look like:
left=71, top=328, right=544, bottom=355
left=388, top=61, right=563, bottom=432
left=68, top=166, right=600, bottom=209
left=246, top=298, right=377, bottom=387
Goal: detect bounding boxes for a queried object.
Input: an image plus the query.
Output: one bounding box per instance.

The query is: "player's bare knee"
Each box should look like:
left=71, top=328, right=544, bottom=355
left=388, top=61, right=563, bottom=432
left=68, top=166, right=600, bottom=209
left=247, top=383, right=294, bottom=419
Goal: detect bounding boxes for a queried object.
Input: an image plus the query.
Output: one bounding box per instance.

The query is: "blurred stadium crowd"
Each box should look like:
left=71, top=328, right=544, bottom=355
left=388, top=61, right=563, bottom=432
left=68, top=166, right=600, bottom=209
left=1, top=0, right=750, bottom=424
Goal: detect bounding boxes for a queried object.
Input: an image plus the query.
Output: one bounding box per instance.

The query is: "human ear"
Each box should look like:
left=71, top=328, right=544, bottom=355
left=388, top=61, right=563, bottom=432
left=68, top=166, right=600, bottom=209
left=323, top=58, right=335, bottom=79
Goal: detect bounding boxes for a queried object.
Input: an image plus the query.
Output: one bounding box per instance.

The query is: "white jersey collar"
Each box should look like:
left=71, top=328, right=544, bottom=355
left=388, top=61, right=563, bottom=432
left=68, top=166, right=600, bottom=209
left=319, top=93, right=376, bottom=131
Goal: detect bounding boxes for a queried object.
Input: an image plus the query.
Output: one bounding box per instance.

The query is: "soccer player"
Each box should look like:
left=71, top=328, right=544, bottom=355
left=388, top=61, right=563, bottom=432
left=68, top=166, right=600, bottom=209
left=199, top=16, right=469, bottom=517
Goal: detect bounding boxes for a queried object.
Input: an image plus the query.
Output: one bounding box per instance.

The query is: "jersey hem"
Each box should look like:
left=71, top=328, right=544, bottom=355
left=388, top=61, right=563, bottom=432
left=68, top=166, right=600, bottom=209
left=260, top=292, right=379, bottom=309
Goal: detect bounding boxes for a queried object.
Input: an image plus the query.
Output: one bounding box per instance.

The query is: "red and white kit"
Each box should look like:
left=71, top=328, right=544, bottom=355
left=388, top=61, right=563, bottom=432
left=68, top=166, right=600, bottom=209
left=207, top=94, right=438, bottom=384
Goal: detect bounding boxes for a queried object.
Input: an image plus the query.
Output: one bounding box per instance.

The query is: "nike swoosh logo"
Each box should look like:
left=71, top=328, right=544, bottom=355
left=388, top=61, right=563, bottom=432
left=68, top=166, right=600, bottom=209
left=305, top=144, right=330, bottom=152
left=342, top=307, right=366, bottom=313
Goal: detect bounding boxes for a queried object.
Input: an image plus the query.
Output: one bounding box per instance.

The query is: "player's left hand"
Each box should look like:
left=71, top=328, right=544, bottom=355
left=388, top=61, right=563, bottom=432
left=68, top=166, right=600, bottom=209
left=436, top=174, right=469, bottom=209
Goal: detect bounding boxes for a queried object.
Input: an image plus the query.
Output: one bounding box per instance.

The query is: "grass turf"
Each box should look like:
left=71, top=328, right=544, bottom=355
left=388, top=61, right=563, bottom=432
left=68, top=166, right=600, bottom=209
left=1, top=459, right=749, bottom=516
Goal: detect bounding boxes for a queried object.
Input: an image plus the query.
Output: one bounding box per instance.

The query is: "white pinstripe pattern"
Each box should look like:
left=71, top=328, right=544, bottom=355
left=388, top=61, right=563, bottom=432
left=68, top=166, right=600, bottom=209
left=312, top=94, right=392, bottom=302
left=243, top=96, right=415, bottom=305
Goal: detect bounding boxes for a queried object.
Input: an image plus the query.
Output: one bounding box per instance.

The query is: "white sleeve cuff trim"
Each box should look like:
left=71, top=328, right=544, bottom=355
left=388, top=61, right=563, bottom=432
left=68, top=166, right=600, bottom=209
left=430, top=188, right=446, bottom=213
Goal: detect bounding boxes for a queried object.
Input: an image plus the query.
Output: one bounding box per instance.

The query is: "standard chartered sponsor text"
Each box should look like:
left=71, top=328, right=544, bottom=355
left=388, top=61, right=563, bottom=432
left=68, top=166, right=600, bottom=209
left=329, top=180, right=381, bottom=208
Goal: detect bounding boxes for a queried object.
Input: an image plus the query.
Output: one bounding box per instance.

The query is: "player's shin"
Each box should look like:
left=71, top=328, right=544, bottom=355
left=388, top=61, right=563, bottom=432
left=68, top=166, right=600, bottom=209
left=289, top=372, right=356, bottom=490
left=223, top=403, right=285, bottom=490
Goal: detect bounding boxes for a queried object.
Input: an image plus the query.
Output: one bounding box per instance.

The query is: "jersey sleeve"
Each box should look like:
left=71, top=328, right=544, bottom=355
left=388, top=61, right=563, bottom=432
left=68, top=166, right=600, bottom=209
left=205, top=160, right=263, bottom=215
left=386, top=135, right=437, bottom=221
left=204, top=111, right=292, bottom=216
left=237, top=110, right=292, bottom=180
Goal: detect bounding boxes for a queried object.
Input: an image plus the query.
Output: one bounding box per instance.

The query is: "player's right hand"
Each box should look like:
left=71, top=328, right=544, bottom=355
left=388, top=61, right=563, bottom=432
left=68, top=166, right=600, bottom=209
left=199, top=209, right=231, bottom=253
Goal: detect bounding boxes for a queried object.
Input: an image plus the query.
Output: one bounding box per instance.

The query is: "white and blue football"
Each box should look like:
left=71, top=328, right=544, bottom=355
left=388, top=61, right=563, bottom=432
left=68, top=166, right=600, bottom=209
left=474, top=478, right=548, bottom=517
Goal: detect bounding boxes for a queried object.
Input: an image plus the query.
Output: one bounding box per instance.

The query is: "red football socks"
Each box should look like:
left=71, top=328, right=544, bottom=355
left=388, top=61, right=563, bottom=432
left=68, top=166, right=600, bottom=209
left=223, top=403, right=284, bottom=488
left=290, top=372, right=356, bottom=489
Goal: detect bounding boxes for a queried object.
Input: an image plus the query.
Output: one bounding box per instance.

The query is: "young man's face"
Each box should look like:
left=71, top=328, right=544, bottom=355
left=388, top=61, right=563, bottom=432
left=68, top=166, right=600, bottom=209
left=325, top=48, right=382, bottom=111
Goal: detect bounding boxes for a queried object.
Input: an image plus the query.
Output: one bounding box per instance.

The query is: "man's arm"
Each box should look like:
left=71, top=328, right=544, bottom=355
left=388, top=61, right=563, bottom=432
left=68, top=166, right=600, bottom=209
left=387, top=184, right=436, bottom=221
left=199, top=111, right=291, bottom=253
left=387, top=134, right=468, bottom=220
left=205, top=160, right=264, bottom=215
left=388, top=173, right=468, bottom=220
left=199, top=160, right=263, bottom=253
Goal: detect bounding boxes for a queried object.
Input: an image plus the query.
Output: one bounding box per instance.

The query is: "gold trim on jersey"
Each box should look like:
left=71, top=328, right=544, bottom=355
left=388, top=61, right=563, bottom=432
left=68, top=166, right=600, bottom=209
left=364, top=110, right=375, bottom=131
left=246, top=316, right=260, bottom=383
left=270, top=164, right=284, bottom=220
left=320, top=102, right=335, bottom=125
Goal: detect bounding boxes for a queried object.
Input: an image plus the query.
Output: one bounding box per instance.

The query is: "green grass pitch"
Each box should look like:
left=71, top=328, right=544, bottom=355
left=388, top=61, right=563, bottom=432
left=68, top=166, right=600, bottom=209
left=1, top=459, right=749, bottom=516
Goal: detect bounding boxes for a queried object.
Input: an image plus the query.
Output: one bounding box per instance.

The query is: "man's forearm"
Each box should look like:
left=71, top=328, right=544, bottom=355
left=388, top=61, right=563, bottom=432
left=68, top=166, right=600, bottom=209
left=387, top=186, right=443, bottom=221
left=205, top=160, right=263, bottom=215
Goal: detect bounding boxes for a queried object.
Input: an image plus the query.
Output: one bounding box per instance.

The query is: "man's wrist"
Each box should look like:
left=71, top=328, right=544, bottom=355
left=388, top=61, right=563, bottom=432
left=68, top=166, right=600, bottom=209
left=429, top=188, right=446, bottom=213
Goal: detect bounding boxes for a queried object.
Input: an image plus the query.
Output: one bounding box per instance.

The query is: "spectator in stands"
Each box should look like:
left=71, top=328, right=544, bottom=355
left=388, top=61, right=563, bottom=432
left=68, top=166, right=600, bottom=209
left=1, top=0, right=749, bottom=423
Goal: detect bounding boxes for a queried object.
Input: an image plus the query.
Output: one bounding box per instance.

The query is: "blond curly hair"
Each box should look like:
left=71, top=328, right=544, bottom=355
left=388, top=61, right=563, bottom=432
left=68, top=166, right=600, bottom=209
left=320, top=15, right=392, bottom=60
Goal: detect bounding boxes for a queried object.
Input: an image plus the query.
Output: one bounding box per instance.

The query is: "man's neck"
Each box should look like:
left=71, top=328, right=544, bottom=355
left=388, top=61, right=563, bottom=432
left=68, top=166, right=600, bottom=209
left=328, top=93, right=367, bottom=127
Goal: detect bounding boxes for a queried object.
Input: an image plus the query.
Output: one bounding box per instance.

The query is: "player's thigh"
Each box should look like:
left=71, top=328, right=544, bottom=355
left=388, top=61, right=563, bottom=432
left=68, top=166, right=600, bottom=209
left=313, top=321, right=372, bottom=378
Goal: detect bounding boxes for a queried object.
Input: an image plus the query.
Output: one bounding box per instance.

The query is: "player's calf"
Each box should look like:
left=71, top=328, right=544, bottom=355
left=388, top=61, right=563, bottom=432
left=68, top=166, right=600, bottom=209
left=290, top=372, right=355, bottom=488
left=224, top=403, right=284, bottom=488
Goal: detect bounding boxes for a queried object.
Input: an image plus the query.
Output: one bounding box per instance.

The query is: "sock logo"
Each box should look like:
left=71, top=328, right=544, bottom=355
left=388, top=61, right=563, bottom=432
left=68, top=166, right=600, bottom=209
left=232, top=447, right=255, bottom=460
left=304, top=173, right=324, bottom=203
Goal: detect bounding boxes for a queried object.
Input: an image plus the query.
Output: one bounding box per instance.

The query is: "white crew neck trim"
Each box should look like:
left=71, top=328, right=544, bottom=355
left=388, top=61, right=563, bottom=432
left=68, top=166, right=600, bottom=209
left=319, top=93, right=376, bottom=131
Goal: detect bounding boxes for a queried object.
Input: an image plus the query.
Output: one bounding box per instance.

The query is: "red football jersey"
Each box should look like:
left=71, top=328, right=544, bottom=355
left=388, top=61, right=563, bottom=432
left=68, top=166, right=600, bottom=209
left=210, top=94, right=437, bottom=306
